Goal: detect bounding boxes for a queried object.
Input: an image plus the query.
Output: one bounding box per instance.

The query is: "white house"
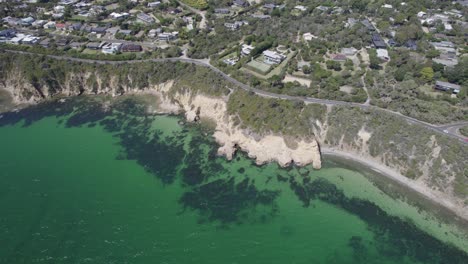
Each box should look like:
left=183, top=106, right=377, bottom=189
left=263, top=50, right=285, bottom=64
left=158, top=32, right=178, bottom=41
left=303, top=32, right=318, bottom=41
left=43, top=21, right=56, bottom=29
left=148, top=1, right=161, bottom=8
left=110, top=12, right=129, bottom=20
left=417, top=11, right=427, bottom=18
left=241, top=44, right=254, bottom=55
left=376, top=49, right=389, bottom=61
left=294, top=5, right=307, bottom=12
left=102, top=43, right=122, bottom=54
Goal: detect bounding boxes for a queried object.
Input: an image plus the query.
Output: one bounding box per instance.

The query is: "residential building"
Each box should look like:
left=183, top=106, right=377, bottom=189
left=251, top=14, right=271, bottom=19
left=21, top=17, right=35, bottom=26
left=241, top=44, right=254, bottom=56
left=233, top=0, right=247, bottom=7
left=376, top=49, right=389, bottom=61
left=69, top=42, right=84, bottom=49
left=86, top=42, right=102, bottom=50
left=110, top=12, right=129, bottom=20
left=372, top=33, right=386, bottom=49
left=119, top=29, right=133, bottom=36
left=43, top=21, right=56, bottom=29
left=341, top=48, right=358, bottom=56
left=148, top=1, right=161, bottom=8
left=224, top=21, right=244, bottom=30
left=215, top=8, right=230, bottom=14
left=148, top=28, right=162, bottom=38
left=434, top=81, right=460, bottom=94
left=303, top=32, right=318, bottom=41
left=39, top=38, right=50, bottom=48
left=294, top=5, right=307, bottom=11
left=331, top=54, right=347, bottom=62
left=137, top=13, right=155, bottom=24
left=32, top=20, right=47, bottom=28
left=158, top=32, right=178, bottom=41
left=0, top=29, right=16, bottom=39
left=56, top=38, right=70, bottom=47
left=121, top=43, right=142, bottom=52
left=21, top=35, right=40, bottom=45
left=102, top=43, right=122, bottom=54
left=263, top=4, right=276, bottom=10
left=361, top=19, right=375, bottom=31
left=263, top=50, right=285, bottom=64
left=224, top=22, right=240, bottom=30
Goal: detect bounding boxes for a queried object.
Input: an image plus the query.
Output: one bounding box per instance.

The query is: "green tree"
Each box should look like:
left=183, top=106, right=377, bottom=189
left=420, top=67, right=434, bottom=83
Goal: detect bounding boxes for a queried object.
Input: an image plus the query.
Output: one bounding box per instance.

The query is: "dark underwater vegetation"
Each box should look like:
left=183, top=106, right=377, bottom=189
left=0, top=96, right=467, bottom=263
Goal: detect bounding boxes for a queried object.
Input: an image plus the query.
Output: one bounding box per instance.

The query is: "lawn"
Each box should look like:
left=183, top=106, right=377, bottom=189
left=181, top=0, right=208, bottom=9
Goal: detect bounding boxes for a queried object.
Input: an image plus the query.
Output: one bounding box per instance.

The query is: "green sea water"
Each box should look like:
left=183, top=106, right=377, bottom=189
left=0, top=96, right=467, bottom=264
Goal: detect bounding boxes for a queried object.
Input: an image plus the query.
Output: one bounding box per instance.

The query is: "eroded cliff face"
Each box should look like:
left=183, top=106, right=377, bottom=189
left=0, top=71, right=322, bottom=169
left=144, top=83, right=322, bottom=169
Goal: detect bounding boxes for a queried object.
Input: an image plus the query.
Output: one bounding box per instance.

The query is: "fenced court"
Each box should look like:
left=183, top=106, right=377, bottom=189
left=245, top=58, right=271, bottom=74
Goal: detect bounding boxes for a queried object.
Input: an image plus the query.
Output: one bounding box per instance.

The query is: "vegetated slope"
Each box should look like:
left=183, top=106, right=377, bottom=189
left=0, top=53, right=230, bottom=102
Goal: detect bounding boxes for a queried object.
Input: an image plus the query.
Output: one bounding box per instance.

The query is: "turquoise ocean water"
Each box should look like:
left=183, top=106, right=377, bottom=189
left=0, top=96, right=467, bottom=263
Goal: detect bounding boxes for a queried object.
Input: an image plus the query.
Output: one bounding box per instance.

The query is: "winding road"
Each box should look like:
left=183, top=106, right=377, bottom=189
left=3, top=49, right=468, bottom=144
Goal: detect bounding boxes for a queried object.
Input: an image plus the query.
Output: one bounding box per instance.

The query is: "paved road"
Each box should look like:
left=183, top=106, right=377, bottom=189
left=3, top=49, right=468, bottom=144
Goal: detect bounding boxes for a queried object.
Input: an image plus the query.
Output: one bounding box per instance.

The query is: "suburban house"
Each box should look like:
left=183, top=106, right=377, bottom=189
left=21, top=35, right=40, bottom=45
left=158, top=32, right=178, bottom=41
left=331, top=54, right=347, bottom=62
left=361, top=19, right=375, bottom=31
left=224, top=21, right=244, bottom=30
left=137, top=13, right=155, bottom=24
left=102, top=42, right=122, bottom=54
left=69, top=42, right=84, bottom=49
left=434, top=81, right=460, bottom=94
left=233, top=0, right=248, bottom=7
left=263, top=50, right=285, bottom=64
left=251, top=14, right=271, bottom=19
left=20, top=17, right=35, bottom=26
left=148, top=28, right=162, bottom=38
left=43, top=21, right=56, bottom=29
left=372, top=33, right=386, bottom=49
left=86, top=42, right=102, bottom=50
left=109, top=12, right=129, bottom=20
left=303, top=32, right=318, bottom=41
left=376, top=49, right=390, bottom=61
left=341, top=47, right=358, bottom=56
left=147, top=1, right=161, bottom=8
left=294, top=5, right=307, bottom=12
left=0, top=29, right=16, bottom=39
left=121, top=43, right=142, bottom=52
left=39, top=38, right=50, bottom=48
left=55, top=38, right=70, bottom=47
left=32, top=20, right=47, bottom=28
left=215, top=8, right=230, bottom=14
left=224, top=22, right=239, bottom=30
left=241, top=44, right=254, bottom=56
